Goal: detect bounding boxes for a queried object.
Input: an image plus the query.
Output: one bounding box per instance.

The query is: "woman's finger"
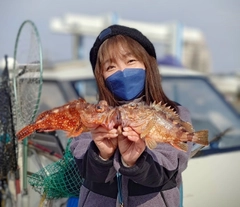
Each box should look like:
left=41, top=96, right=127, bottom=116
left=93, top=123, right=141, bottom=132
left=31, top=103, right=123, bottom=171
left=122, top=127, right=139, bottom=141
left=93, top=132, right=118, bottom=141
left=90, top=126, right=118, bottom=134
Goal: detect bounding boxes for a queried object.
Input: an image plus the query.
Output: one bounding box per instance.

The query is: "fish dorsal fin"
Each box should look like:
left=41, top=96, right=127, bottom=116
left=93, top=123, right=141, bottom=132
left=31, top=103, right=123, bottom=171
left=152, top=102, right=179, bottom=119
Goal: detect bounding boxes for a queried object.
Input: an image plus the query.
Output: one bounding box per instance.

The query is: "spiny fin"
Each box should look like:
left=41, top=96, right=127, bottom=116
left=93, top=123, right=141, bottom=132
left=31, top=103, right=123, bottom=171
left=170, top=142, right=188, bottom=152
left=153, top=102, right=179, bottom=119
left=181, top=121, right=194, bottom=132
left=145, top=137, right=158, bottom=150
left=192, top=130, right=209, bottom=146
left=140, top=118, right=156, bottom=139
left=67, top=125, right=85, bottom=137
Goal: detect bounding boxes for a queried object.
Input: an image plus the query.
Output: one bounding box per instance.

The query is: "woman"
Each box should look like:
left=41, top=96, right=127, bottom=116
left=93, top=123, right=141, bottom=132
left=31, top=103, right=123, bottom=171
left=71, top=24, right=192, bottom=207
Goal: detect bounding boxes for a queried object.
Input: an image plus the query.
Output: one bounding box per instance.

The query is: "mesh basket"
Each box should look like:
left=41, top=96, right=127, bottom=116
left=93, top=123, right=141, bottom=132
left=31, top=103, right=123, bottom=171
left=28, top=139, right=83, bottom=199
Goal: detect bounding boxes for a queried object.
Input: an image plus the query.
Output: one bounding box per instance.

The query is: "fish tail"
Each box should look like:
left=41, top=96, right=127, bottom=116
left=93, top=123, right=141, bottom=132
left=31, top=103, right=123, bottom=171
left=16, top=124, right=36, bottom=141
left=192, top=130, right=209, bottom=146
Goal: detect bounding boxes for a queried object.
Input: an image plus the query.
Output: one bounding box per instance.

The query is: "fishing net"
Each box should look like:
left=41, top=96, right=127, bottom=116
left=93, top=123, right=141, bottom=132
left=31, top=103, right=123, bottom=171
left=0, top=57, right=18, bottom=179
left=13, top=20, right=43, bottom=133
left=12, top=20, right=44, bottom=196
left=28, top=139, right=83, bottom=199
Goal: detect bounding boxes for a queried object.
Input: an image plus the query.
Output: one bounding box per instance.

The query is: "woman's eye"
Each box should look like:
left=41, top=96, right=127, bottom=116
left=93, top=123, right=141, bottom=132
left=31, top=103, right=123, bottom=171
left=128, top=59, right=136, bottom=63
left=106, top=65, right=115, bottom=71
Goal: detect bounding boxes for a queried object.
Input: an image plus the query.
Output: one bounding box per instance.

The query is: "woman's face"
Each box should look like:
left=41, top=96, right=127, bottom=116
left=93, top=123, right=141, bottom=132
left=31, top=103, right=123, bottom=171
left=102, top=52, right=145, bottom=80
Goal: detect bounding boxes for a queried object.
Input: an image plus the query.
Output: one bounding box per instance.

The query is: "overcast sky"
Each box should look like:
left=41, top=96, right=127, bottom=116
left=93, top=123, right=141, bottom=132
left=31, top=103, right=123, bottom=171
left=0, top=0, right=239, bottom=73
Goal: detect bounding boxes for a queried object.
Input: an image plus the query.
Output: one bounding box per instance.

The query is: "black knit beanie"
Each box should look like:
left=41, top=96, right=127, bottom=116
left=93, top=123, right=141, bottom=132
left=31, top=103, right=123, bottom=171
left=89, top=24, right=156, bottom=71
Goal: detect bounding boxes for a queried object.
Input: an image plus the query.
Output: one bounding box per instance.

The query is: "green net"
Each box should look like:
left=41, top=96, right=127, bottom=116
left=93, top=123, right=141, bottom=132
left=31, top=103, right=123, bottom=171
left=28, top=138, right=83, bottom=199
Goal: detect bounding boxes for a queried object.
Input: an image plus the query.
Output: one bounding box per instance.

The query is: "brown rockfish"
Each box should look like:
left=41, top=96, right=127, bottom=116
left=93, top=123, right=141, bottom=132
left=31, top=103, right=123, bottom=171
left=118, top=101, right=208, bottom=151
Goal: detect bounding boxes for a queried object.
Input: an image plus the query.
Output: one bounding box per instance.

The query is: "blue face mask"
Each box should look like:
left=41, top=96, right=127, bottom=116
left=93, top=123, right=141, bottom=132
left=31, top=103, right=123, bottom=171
left=105, top=68, right=146, bottom=101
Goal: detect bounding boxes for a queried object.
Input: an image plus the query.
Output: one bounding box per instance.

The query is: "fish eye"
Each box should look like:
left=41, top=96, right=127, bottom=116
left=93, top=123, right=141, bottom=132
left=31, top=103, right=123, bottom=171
left=129, top=103, right=136, bottom=108
left=96, top=104, right=104, bottom=112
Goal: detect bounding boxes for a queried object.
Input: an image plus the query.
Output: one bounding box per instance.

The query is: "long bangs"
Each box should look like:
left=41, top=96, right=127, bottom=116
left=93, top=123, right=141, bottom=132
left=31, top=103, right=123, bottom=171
left=98, top=35, right=148, bottom=66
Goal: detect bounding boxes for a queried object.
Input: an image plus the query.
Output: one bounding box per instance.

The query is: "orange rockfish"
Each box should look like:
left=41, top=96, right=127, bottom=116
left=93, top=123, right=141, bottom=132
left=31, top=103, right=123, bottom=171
left=16, top=98, right=118, bottom=141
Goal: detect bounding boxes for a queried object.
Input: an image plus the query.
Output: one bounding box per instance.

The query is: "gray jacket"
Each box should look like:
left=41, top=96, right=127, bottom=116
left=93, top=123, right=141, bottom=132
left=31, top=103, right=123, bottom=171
left=70, top=106, right=192, bottom=207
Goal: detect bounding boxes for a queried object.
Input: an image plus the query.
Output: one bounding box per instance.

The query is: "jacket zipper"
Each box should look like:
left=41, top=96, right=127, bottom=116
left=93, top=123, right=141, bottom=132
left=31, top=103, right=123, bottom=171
left=160, top=191, right=168, bottom=207
left=116, top=172, right=123, bottom=207
left=82, top=190, right=90, bottom=206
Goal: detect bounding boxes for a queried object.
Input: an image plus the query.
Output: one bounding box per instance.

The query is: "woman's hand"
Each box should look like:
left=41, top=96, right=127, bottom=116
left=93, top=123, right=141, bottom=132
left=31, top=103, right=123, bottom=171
left=118, top=127, right=146, bottom=167
left=90, top=126, right=118, bottom=160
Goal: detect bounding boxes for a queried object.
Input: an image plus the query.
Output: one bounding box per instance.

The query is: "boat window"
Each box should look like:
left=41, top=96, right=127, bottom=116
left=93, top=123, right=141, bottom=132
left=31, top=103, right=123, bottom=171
left=72, top=79, right=98, bottom=103
left=162, top=76, right=240, bottom=153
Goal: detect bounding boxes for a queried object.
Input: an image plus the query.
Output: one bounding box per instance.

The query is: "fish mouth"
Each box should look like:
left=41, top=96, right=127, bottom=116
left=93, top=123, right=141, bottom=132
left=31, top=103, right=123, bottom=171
left=102, top=109, right=121, bottom=129
left=121, top=119, right=129, bottom=128
left=117, top=108, right=128, bottom=127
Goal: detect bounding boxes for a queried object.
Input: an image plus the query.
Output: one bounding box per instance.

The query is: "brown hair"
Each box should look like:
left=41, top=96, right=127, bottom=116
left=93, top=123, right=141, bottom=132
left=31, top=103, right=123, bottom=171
left=94, top=35, right=179, bottom=113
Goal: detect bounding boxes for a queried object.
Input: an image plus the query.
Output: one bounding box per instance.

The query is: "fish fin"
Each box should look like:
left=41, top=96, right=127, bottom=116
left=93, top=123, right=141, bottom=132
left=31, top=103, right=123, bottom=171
left=154, top=102, right=179, bottom=119
left=181, top=121, right=194, bottom=132
left=170, top=142, right=188, bottom=152
left=140, top=118, right=156, bottom=139
left=67, top=125, right=85, bottom=137
left=36, top=129, right=55, bottom=132
left=35, top=125, right=56, bottom=132
left=145, top=137, right=158, bottom=150
left=66, top=131, right=75, bottom=138
left=193, top=130, right=209, bottom=146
